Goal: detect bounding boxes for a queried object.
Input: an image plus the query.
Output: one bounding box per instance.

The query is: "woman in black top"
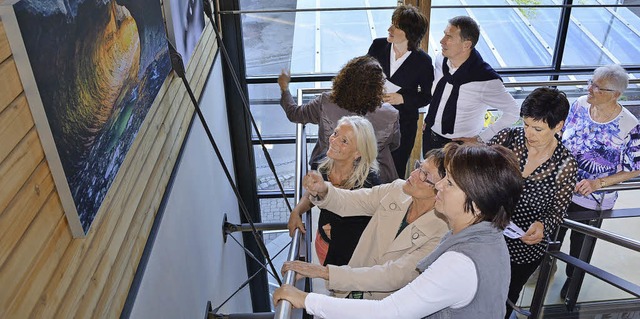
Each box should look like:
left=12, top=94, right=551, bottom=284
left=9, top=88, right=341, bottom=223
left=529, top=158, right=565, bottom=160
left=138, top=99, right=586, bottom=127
left=288, top=116, right=381, bottom=266
left=488, top=88, right=578, bottom=318
left=367, top=4, right=434, bottom=178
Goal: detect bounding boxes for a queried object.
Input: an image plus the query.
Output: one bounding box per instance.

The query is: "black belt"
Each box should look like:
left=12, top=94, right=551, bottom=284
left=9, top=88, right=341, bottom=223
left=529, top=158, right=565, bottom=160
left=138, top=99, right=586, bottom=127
left=430, top=131, right=452, bottom=144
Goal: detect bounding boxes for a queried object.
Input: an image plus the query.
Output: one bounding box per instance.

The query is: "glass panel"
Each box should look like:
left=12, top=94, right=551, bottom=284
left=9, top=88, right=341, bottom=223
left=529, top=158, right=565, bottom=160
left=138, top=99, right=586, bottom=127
left=430, top=3, right=560, bottom=68
left=255, top=143, right=316, bottom=191
left=249, top=83, right=328, bottom=138
left=240, top=2, right=296, bottom=77
left=570, top=1, right=640, bottom=65
left=260, top=198, right=294, bottom=228
left=241, top=0, right=397, bottom=77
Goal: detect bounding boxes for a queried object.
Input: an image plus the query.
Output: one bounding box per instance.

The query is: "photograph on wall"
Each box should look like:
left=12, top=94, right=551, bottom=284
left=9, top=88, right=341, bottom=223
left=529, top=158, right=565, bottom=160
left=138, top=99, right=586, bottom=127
left=0, top=0, right=171, bottom=236
left=163, top=0, right=206, bottom=66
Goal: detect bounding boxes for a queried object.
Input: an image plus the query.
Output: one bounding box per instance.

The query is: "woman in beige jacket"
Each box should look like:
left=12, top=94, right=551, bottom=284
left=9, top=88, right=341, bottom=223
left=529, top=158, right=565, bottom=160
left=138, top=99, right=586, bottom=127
left=283, top=149, right=449, bottom=300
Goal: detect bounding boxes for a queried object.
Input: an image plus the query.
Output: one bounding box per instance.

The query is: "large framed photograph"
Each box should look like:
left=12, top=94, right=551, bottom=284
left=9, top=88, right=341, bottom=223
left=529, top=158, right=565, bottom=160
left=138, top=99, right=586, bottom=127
left=0, top=0, right=172, bottom=237
left=163, top=0, right=206, bottom=67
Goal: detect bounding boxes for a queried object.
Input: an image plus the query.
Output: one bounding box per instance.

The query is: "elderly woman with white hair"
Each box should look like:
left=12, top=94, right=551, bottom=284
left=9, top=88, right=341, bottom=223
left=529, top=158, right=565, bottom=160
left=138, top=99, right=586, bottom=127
left=557, top=64, right=640, bottom=298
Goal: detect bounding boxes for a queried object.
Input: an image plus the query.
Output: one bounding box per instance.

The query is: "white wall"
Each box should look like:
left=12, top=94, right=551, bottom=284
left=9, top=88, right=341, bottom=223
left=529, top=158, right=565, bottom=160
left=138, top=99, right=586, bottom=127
left=129, top=58, right=253, bottom=319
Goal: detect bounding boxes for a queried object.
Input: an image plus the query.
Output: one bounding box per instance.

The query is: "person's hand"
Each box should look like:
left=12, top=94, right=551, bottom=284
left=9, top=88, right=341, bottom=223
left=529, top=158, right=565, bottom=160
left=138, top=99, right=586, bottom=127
left=303, top=171, right=328, bottom=198
left=520, top=221, right=544, bottom=245
left=273, top=284, right=308, bottom=309
left=383, top=92, right=404, bottom=105
left=452, top=136, right=482, bottom=144
left=575, top=179, right=599, bottom=196
left=278, top=69, right=291, bottom=92
left=322, top=223, right=331, bottom=239
left=281, top=260, right=330, bottom=280
left=287, top=209, right=305, bottom=237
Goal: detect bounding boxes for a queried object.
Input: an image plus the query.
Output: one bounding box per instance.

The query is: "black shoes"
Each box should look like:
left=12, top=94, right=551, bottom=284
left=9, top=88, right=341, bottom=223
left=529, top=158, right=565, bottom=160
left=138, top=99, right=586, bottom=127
left=560, top=278, right=571, bottom=299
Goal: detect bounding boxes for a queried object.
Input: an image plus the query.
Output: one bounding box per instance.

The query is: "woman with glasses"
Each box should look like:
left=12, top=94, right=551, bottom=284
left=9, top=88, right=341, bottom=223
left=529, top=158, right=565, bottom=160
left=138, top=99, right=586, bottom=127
left=367, top=4, right=433, bottom=179
left=282, top=149, right=448, bottom=300
left=274, top=144, right=523, bottom=318
left=556, top=65, right=640, bottom=298
left=487, top=87, right=578, bottom=318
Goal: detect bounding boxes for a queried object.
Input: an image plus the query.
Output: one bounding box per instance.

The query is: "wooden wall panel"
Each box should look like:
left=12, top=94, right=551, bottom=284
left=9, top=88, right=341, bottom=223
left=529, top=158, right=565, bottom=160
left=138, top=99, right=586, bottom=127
left=0, top=94, right=33, bottom=165
left=0, top=15, right=219, bottom=318
left=0, top=58, right=23, bottom=113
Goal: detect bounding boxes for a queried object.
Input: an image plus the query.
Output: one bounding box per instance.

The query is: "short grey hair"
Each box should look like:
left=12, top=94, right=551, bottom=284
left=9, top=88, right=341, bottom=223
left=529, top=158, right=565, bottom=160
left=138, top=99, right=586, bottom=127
left=593, top=64, right=629, bottom=93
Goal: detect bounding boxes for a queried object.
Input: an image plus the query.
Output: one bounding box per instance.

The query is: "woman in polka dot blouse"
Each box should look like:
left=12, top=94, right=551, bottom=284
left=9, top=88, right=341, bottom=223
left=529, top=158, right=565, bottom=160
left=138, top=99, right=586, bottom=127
left=488, top=87, right=577, bottom=318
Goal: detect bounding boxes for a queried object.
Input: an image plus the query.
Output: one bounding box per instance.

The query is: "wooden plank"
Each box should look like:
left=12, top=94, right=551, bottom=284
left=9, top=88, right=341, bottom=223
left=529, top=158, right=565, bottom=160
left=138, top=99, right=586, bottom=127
left=3, top=213, right=71, bottom=318
left=0, top=94, right=34, bottom=165
left=0, top=128, right=45, bottom=216
left=0, top=193, right=63, bottom=318
left=0, top=161, right=54, bottom=268
left=0, top=58, right=24, bottom=114
left=0, top=22, right=11, bottom=63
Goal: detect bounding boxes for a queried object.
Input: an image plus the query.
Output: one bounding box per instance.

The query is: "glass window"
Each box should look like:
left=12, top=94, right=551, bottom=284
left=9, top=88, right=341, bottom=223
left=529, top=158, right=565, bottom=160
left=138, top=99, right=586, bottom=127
left=254, top=143, right=315, bottom=191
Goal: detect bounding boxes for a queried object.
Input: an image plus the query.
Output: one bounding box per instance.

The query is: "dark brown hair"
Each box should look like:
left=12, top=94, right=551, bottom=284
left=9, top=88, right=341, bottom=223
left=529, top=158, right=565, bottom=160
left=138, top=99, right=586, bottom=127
left=330, top=56, right=385, bottom=115
left=443, top=143, right=522, bottom=229
left=448, top=16, right=480, bottom=48
left=392, top=4, right=429, bottom=51
left=520, top=87, right=569, bottom=129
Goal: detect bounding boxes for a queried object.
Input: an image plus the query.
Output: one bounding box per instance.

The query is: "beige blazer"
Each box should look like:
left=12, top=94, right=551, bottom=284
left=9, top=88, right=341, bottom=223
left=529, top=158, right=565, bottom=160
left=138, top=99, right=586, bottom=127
left=311, top=180, right=449, bottom=300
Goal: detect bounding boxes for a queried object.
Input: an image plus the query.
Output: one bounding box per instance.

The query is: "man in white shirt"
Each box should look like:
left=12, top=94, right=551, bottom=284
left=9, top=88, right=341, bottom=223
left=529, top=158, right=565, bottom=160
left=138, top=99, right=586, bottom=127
left=423, top=16, right=519, bottom=152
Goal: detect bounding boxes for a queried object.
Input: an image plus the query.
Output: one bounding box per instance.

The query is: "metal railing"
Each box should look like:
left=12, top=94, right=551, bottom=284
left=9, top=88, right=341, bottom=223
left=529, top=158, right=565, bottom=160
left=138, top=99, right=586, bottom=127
left=273, top=91, right=312, bottom=319
left=515, top=177, right=640, bottom=318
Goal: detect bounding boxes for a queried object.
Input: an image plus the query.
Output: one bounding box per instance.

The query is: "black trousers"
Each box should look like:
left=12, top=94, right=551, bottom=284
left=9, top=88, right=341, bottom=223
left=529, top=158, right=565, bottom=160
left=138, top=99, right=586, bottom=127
left=554, top=202, right=592, bottom=277
left=422, top=129, right=453, bottom=153
left=505, top=258, right=543, bottom=319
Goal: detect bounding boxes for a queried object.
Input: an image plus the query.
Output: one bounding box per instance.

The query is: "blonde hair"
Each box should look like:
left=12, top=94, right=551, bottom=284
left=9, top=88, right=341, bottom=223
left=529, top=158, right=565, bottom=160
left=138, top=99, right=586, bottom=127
left=318, top=116, right=379, bottom=189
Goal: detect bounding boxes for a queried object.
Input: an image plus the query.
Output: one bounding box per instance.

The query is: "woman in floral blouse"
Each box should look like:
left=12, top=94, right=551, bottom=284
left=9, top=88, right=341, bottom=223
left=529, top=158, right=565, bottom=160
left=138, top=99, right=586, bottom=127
left=489, top=87, right=577, bottom=318
left=557, top=64, right=640, bottom=298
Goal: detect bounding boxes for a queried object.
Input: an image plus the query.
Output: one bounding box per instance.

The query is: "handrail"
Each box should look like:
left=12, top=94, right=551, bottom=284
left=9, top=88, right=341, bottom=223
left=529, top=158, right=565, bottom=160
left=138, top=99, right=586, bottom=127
left=293, top=79, right=640, bottom=94
left=563, top=219, right=640, bottom=252
left=528, top=219, right=640, bottom=318
left=274, top=94, right=309, bottom=319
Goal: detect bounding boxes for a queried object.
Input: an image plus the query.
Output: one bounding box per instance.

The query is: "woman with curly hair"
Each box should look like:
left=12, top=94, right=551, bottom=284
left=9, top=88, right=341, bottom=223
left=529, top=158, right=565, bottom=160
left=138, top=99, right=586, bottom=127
left=367, top=4, right=434, bottom=178
left=279, top=55, right=400, bottom=183
left=279, top=56, right=400, bottom=266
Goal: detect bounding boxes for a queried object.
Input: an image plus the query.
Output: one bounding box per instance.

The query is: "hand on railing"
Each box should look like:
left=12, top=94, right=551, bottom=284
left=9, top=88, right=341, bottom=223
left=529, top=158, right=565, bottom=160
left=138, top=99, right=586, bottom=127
left=273, top=284, right=308, bottom=309
left=282, top=260, right=330, bottom=281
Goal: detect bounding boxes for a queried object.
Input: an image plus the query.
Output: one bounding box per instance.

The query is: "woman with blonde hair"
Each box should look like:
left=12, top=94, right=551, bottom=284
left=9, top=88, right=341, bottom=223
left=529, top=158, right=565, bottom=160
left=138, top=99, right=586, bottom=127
left=288, top=116, right=381, bottom=266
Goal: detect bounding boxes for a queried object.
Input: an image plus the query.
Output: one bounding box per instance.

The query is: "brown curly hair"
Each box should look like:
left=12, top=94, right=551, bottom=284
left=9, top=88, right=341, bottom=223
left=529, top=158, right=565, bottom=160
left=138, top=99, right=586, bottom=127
left=330, top=56, right=385, bottom=115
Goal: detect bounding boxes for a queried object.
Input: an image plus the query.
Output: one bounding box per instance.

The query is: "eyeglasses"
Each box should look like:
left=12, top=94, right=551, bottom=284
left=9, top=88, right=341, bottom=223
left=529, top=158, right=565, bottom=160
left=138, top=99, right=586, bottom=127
left=414, top=160, right=435, bottom=186
left=587, top=79, right=616, bottom=93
